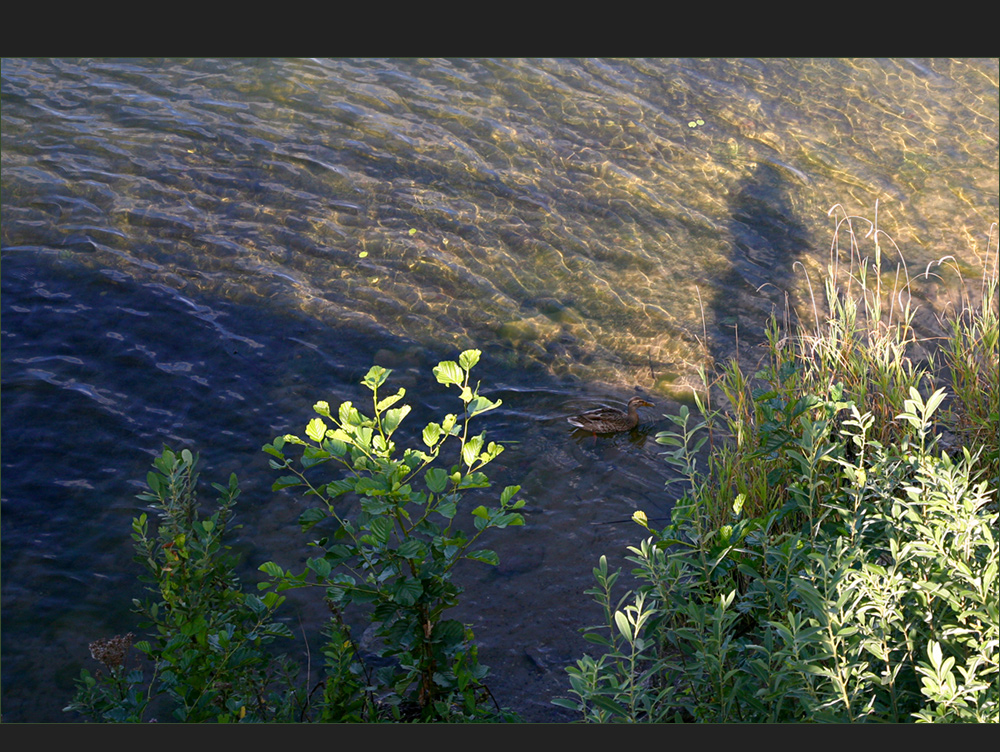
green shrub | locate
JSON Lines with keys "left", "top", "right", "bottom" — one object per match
{"left": 65, "top": 448, "right": 297, "bottom": 722}
{"left": 558, "top": 384, "right": 998, "bottom": 723}
{"left": 258, "top": 349, "right": 525, "bottom": 721}
{"left": 66, "top": 351, "right": 523, "bottom": 723}
{"left": 557, "top": 210, "right": 998, "bottom": 722}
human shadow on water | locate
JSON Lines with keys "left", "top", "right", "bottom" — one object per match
{"left": 709, "top": 161, "right": 813, "bottom": 371}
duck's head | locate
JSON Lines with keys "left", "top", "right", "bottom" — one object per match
{"left": 628, "top": 397, "right": 655, "bottom": 409}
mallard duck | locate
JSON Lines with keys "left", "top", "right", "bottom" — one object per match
{"left": 567, "top": 396, "right": 655, "bottom": 434}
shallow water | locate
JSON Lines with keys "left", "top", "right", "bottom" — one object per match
{"left": 2, "top": 57, "right": 997, "bottom": 722}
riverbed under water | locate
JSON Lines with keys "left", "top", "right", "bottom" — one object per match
{"left": 2, "top": 57, "right": 997, "bottom": 722}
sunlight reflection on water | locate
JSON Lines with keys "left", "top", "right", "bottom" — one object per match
{"left": 2, "top": 57, "right": 996, "bottom": 721}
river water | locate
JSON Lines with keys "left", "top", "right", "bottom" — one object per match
{"left": 2, "top": 58, "right": 997, "bottom": 722}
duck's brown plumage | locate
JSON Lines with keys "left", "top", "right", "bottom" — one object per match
{"left": 567, "top": 396, "right": 654, "bottom": 434}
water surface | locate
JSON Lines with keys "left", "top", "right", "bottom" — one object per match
{"left": 2, "top": 57, "right": 997, "bottom": 722}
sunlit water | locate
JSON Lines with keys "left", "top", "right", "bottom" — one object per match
{"left": 2, "top": 58, "right": 997, "bottom": 722}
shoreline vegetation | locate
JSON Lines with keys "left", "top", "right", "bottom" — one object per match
{"left": 65, "top": 208, "right": 997, "bottom": 722}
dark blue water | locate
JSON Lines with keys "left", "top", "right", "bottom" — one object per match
{"left": 2, "top": 57, "right": 997, "bottom": 722}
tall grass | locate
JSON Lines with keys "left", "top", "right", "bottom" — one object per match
{"left": 932, "top": 223, "right": 1000, "bottom": 488}
{"left": 685, "top": 204, "right": 996, "bottom": 530}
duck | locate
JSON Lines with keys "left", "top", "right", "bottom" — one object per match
{"left": 567, "top": 396, "right": 655, "bottom": 434}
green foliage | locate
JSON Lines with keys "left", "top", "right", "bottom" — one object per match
{"left": 559, "top": 380, "right": 998, "bottom": 723}
{"left": 65, "top": 448, "right": 297, "bottom": 722}
{"left": 259, "top": 349, "right": 525, "bottom": 721}
{"left": 65, "top": 350, "right": 523, "bottom": 723}
{"left": 553, "top": 556, "right": 676, "bottom": 722}
{"left": 63, "top": 633, "right": 150, "bottom": 722}
{"left": 558, "top": 211, "right": 998, "bottom": 721}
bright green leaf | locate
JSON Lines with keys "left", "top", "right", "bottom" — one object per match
{"left": 305, "top": 418, "right": 327, "bottom": 442}
{"left": 468, "top": 395, "right": 501, "bottom": 417}
{"left": 433, "top": 361, "right": 463, "bottom": 386}
{"left": 362, "top": 365, "right": 390, "bottom": 391}
{"left": 382, "top": 405, "right": 411, "bottom": 435}
{"left": 423, "top": 422, "right": 442, "bottom": 448}
{"left": 458, "top": 349, "right": 481, "bottom": 370}
{"left": 500, "top": 485, "right": 521, "bottom": 505}
{"left": 376, "top": 388, "right": 406, "bottom": 413}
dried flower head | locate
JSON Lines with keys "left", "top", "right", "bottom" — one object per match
{"left": 88, "top": 633, "right": 134, "bottom": 671}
